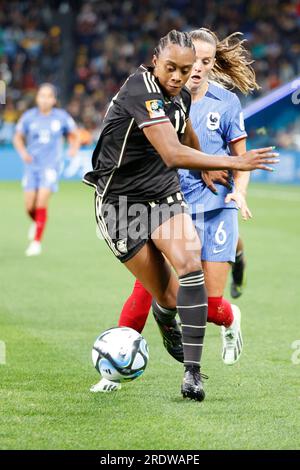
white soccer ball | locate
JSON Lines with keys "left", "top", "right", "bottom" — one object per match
{"left": 92, "top": 327, "right": 149, "bottom": 382}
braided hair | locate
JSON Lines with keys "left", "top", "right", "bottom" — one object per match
{"left": 154, "top": 30, "right": 195, "bottom": 57}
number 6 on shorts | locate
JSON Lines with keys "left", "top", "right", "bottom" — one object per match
{"left": 215, "top": 220, "right": 227, "bottom": 245}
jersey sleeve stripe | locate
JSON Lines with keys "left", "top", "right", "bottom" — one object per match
{"left": 146, "top": 72, "right": 156, "bottom": 93}
{"left": 228, "top": 133, "right": 248, "bottom": 143}
{"left": 150, "top": 74, "right": 161, "bottom": 94}
{"left": 179, "top": 98, "right": 187, "bottom": 113}
{"left": 146, "top": 72, "right": 155, "bottom": 92}
{"left": 138, "top": 117, "right": 170, "bottom": 129}
{"left": 142, "top": 72, "right": 152, "bottom": 93}
{"left": 142, "top": 71, "right": 162, "bottom": 94}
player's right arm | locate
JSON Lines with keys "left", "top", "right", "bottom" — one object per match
{"left": 125, "top": 72, "right": 278, "bottom": 172}
{"left": 13, "top": 113, "right": 32, "bottom": 163}
{"left": 143, "top": 121, "right": 279, "bottom": 172}
{"left": 13, "top": 132, "right": 32, "bottom": 163}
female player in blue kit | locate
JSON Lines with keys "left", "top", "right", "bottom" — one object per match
{"left": 13, "top": 83, "right": 80, "bottom": 256}
{"left": 178, "top": 27, "right": 258, "bottom": 365}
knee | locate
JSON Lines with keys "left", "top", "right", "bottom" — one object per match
{"left": 174, "top": 253, "right": 202, "bottom": 277}
{"left": 25, "top": 202, "right": 35, "bottom": 214}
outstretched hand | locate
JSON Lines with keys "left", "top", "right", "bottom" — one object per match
{"left": 234, "top": 147, "right": 280, "bottom": 171}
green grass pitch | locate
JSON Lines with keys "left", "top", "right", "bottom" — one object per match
{"left": 0, "top": 181, "right": 299, "bottom": 450}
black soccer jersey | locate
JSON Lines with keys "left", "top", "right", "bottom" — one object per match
{"left": 84, "top": 65, "right": 191, "bottom": 202}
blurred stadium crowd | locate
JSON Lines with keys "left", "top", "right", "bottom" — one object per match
{"left": 0, "top": 0, "right": 300, "bottom": 146}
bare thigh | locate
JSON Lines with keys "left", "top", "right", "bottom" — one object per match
{"left": 24, "top": 191, "right": 37, "bottom": 213}
{"left": 124, "top": 240, "right": 178, "bottom": 309}
{"left": 152, "top": 212, "right": 202, "bottom": 277}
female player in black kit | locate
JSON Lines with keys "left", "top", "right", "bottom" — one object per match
{"left": 84, "top": 30, "right": 278, "bottom": 401}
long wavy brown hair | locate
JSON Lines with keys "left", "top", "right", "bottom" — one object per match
{"left": 190, "top": 28, "right": 260, "bottom": 95}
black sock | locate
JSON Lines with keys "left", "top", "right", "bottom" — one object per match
{"left": 152, "top": 300, "right": 177, "bottom": 324}
{"left": 233, "top": 251, "right": 245, "bottom": 284}
{"left": 177, "top": 270, "right": 207, "bottom": 366}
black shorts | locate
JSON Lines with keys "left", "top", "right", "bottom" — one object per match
{"left": 94, "top": 191, "right": 188, "bottom": 263}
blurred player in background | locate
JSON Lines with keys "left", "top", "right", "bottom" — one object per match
{"left": 85, "top": 30, "right": 278, "bottom": 399}
{"left": 13, "top": 83, "right": 80, "bottom": 256}
{"left": 117, "top": 28, "right": 260, "bottom": 368}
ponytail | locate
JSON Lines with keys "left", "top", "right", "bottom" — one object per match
{"left": 190, "top": 28, "right": 260, "bottom": 95}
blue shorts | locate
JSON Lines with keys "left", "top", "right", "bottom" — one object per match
{"left": 22, "top": 166, "right": 59, "bottom": 192}
{"left": 189, "top": 206, "right": 239, "bottom": 263}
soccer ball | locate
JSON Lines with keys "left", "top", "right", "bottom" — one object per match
{"left": 92, "top": 327, "right": 149, "bottom": 382}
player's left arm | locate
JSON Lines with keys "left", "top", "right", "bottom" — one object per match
{"left": 67, "top": 130, "right": 81, "bottom": 157}
{"left": 226, "top": 138, "right": 252, "bottom": 220}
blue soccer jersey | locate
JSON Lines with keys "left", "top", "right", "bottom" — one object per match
{"left": 178, "top": 82, "right": 247, "bottom": 212}
{"left": 16, "top": 107, "right": 76, "bottom": 170}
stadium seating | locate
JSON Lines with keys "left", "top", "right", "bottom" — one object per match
{"left": 0, "top": 0, "right": 300, "bottom": 143}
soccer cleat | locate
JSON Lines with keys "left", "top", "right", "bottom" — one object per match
{"left": 25, "top": 240, "right": 42, "bottom": 257}
{"left": 181, "top": 365, "right": 207, "bottom": 401}
{"left": 221, "top": 304, "right": 243, "bottom": 365}
{"left": 28, "top": 222, "right": 36, "bottom": 241}
{"left": 90, "top": 378, "right": 122, "bottom": 393}
{"left": 231, "top": 255, "right": 246, "bottom": 298}
{"left": 152, "top": 310, "right": 184, "bottom": 363}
